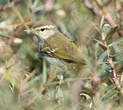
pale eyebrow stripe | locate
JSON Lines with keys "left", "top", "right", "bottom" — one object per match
{"left": 35, "top": 25, "right": 55, "bottom": 30}
{"left": 42, "top": 25, "right": 55, "bottom": 29}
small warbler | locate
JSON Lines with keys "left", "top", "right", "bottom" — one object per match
{"left": 25, "top": 24, "right": 86, "bottom": 65}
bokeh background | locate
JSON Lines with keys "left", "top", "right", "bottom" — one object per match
{"left": 0, "top": 0, "right": 123, "bottom": 110}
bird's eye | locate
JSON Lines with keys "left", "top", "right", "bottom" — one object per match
{"left": 40, "top": 28, "right": 45, "bottom": 31}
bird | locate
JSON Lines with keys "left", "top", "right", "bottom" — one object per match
{"left": 24, "top": 24, "right": 86, "bottom": 65}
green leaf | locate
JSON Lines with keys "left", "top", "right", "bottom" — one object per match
{"left": 105, "top": 26, "right": 118, "bottom": 41}
{"left": 43, "top": 59, "right": 47, "bottom": 84}
{"left": 93, "top": 38, "right": 107, "bottom": 50}
{"left": 100, "top": 16, "right": 105, "bottom": 28}
{"left": 1, "top": 69, "right": 17, "bottom": 86}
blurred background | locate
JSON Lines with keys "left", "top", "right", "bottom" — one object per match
{"left": 0, "top": 0, "right": 122, "bottom": 110}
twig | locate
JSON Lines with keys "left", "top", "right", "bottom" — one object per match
{"left": 102, "top": 7, "right": 116, "bottom": 26}
{"left": 107, "top": 55, "right": 121, "bottom": 91}
{"left": 102, "top": 32, "right": 121, "bottom": 91}
{"left": 84, "top": 0, "right": 117, "bottom": 26}
{"left": 6, "top": 24, "right": 24, "bottom": 46}
{"left": 6, "top": 17, "right": 30, "bottom": 46}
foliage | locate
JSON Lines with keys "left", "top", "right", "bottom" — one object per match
{"left": 0, "top": 0, "right": 122, "bottom": 110}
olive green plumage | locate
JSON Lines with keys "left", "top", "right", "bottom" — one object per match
{"left": 41, "top": 30, "right": 86, "bottom": 64}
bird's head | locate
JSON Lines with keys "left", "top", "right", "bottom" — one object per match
{"left": 25, "top": 25, "right": 56, "bottom": 40}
